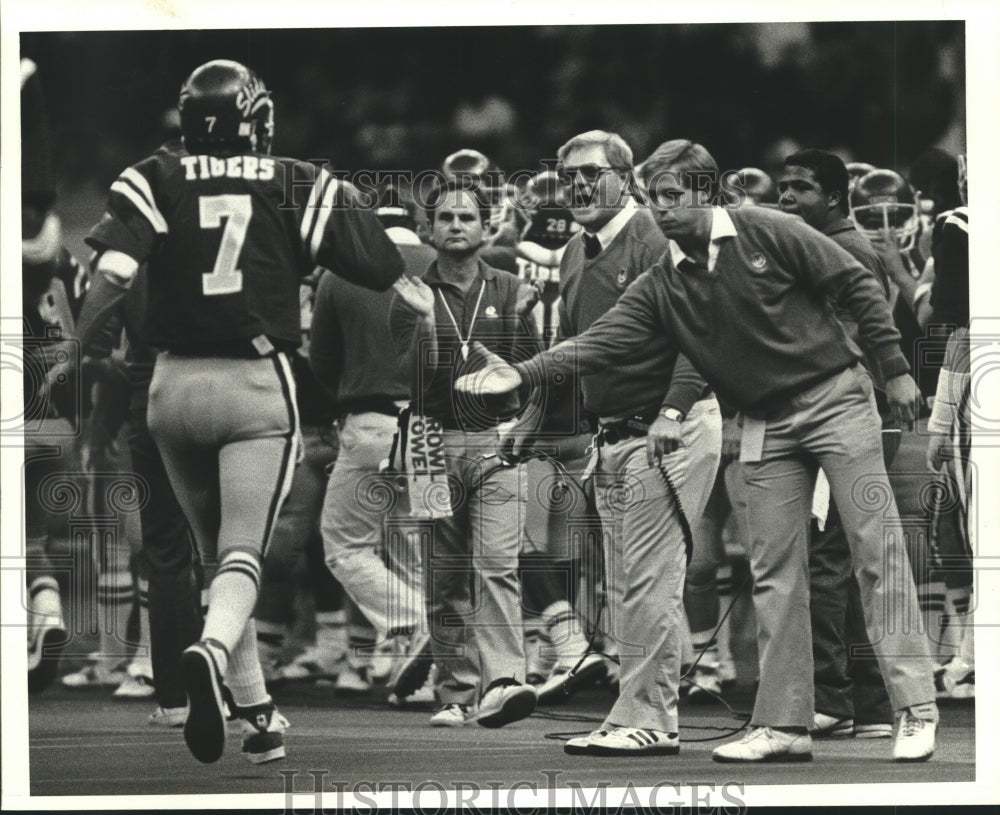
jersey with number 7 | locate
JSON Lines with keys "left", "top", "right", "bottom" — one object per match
{"left": 86, "top": 143, "right": 403, "bottom": 350}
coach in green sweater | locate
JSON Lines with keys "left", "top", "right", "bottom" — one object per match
{"left": 457, "top": 140, "right": 938, "bottom": 765}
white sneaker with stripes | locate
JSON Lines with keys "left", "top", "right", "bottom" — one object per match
{"left": 565, "top": 726, "right": 680, "bottom": 756}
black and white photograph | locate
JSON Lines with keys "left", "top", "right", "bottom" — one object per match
{"left": 2, "top": 0, "right": 997, "bottom": 810}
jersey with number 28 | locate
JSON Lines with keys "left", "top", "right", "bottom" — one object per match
{"left": 86, "top": 144, "right": 401, "bottom": 349}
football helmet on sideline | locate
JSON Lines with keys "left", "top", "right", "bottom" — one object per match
{"left": 521, "top": 170, "right": 579, "bottom": 249}
{"left": 733, "top": 167, "right": 778, "bottom": 207}
{"left": 850, "top": 169, "right": 921, "bottom": 252}
{"left": 178, "top": 59, "right": 274, "bottom": 154}
{"left": 845, "top": 161, "right": 877, "bottom": 193}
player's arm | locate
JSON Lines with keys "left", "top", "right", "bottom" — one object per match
{"left": 78, "top": 161, "right": 161, "bottom": 351}
{"left": 888, "top": 252, "right": 935, "bottom": 329}
{"left": 300, "top": 169, "right": 404, "bottom": 291}
{"left": 926, "top": 328, "right": 970, "bottom": 470}
{"left": 516, "top": 240, "right": 562, "bottom": 269}
{"left": 74, "top": 250, "right": 139, "bottom": 353}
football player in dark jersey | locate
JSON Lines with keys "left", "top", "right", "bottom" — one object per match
{"left": 21, "top": 56, "right": 84, "bottom": 694}
{"left": 926, "top": 154, "right": 972, "bottom": 700}
{"left": 514, "top": 169, "right": 581, "bottom": 342}
{"left": 76, "top": 59, "right": 403, "bottom": 765}
{"left": 850, "top": 169, "right": 936, "bottom": 394}
{"left": 73, "top": 254, "right": 198, "bottom": 714}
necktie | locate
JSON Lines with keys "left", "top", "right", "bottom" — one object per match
{"left": 583, "top": 233, "right": 602, "bottom": 260}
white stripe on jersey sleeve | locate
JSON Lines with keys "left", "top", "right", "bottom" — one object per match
{"left": 945, "top": 211, "right": 968, "bottom": 233}
{"left": 309, "top": 174, "right": 342, "bottom": 261}
{"left": 113, "top": 168, "right": 169, "bottom": 234}
{"left": 299, "top": 168, "right": 330, "bottom": 252}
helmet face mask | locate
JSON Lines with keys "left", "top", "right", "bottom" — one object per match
{"left": 850, "top": 202, "right": 920, "bottom": 250}
{"left": 850, "top": 169, "right": 921, "bottom": 252}
{"left": 178, "top": 60, "right": 274, "bottom": 155}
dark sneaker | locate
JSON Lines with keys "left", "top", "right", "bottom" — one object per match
{"left": 389, "top": 632, "right": 433, "bottom": 701}
{"left": 536, "top": 653, "right": 606, "bottom": 705}
{"left": 236, "top": 702, "right": 287, "bottom": 764}
{"left": 180, "top": 642, "right": 227, "bottom": 764}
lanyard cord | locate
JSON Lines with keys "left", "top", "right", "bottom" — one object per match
{"left": 437, "top": 281, "right": 486, "bottom": 361}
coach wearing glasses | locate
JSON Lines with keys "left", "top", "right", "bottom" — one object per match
{"left": 523, "top": 131, "right": 720, "bottom": 755}
{"left": 461, "top": 140, "right": 938, "bottom": 765}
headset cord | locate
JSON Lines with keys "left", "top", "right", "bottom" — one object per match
{"left": 516, "top": 446, "right": 752, "bottom": 742}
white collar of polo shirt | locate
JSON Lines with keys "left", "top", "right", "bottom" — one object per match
{"left": 669, "top": 206, "right": 737, "bottom": 272}
{"left": 584, "top": 195, "right": 639, "bottom": 249}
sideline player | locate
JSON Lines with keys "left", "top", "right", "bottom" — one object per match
{"left": 310, "top": 183, "right": 435, "bottom": 702}
{"left": 21, "top": 56, "right": 84, "bottom": 693}
{"left": 76, "top": 253, "right": 204, "bottom": 721}
{"left": 76, "top": 60, "right": 403, "bottom": 764}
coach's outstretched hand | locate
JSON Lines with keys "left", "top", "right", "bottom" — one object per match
{"left": 455, "top": 342, "right": 523, "bottom": 395}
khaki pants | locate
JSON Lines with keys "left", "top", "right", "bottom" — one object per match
{"left": 595, "top": 397, "right": 722, "bottom": 732}
{"left": 742, "top": 365, "right": 935, "bottom": 727}
{"left": 426, "top": 428, "right": 527, "bottom": 705}
{"left": 322, "top": 411, "right": 425, "bottom": 639}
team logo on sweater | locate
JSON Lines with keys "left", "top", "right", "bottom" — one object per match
{"left": 485, "top": 305, "right": 498, "bottom": 318}
{"left": 617, "top": 270, "right": 628, "bottom": 287}
{"left": 750, "top": 252, "right": 768, "bottom": 272}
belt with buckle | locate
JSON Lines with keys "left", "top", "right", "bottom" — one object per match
{"left": 598, "top": 417, "right": 651, "bottom": 446}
